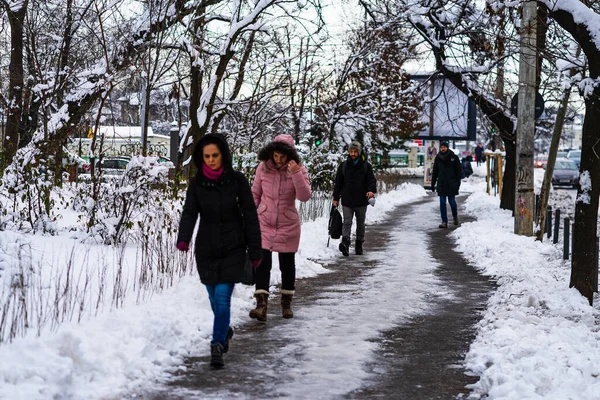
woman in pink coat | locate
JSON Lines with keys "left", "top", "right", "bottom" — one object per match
{"left": 250, "top": 134, "right": 311, "bottom": 321}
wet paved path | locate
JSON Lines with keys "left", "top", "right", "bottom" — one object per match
{"left": 131, "top": 194, "right": 495, "bottom": 400}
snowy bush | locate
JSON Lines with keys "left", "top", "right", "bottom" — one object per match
{"left": 0, "top": 232, "right": 194, "bottom": 344}
{"left": 0, "top": 158, "right": 59, "bottom": 235}
{"left": 300, "top": 140, "right": 345, "bottom": 192}
{"left": 73, "top": 156, "right": 180, "bottom": 245}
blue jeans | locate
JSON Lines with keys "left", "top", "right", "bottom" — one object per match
{"left": 205, "top": 283, "right": 235, "bottom": 345}
{"left": 439, "top": 195, "right": 458, "bottom": 223}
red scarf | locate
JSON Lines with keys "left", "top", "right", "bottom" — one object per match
{"left": 202, "top": 163, "right": 224, "bottom": 180}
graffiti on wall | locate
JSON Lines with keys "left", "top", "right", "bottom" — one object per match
{"left": 67, "top": 138, "right": 169, "bottom": 157}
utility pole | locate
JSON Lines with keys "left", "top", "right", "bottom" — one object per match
{"left": 515, "top": 1, "right": 538, "bottom": 236}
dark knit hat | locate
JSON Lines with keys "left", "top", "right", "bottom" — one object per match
{"left": 440, "top": 140, "right": 449, "bottom": 148}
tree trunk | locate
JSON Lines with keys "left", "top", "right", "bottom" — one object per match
{"left": 500, "top": 138, "right": 515, "bottom": 211}
{"left": 547, "top": 7, "right": 600, "bottom": 304}
{"left": 536, "top": 86, "right": 573, "bottom": 240}
{"left": 142, "top": 79, "right": 151, "bottom": 157}
{"left": 2, "top": 3, "right": 27, "bottom": 168}
{"left": 570, "top": 90, "right": 600, "bottom": 305}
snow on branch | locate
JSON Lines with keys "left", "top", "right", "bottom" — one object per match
{"left": 539, "top": 0, "right": 600, "bottom": 53}
{"left": 186, "top": 0, "right": 293, "bottom": 141}
{"left": 0, "top": 0, "right": 219, "bottom": 232}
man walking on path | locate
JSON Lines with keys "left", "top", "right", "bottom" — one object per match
{"left": 333, "top": 141, "right": 377, "bottom": 256}
{"left": 475, "top": 143, "right": 485, "bottom": 166}
{"left": 431, "top": 140, "right": 462, "bottom": 228}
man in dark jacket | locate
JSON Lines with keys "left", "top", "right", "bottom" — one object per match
{"left": 462, "top": 156, "right": 474, "bottom": 178}
{"left": 431, "top": 141, "right": 462, "bottom": 228}
{"left": 332, "top": 141, "right": 377, "bottom": 256}
{"left": 475, "top": 143, "right": 485, "bottom": 166}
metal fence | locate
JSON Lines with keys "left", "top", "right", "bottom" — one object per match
{"left": 536, "top": 198, "right": 599, "bottom": 292}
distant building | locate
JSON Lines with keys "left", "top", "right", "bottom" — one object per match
{"left": 66, "top": 126, "right": 171, "bottom": 158}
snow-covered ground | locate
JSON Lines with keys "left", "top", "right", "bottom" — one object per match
{"left": 1, "top": 162, "right": 599, "bottom": 399}
{"left": 0, "top": 178, "right": 427, "bottom": 399}
{"left": 458, "top": 164, "right": 600, "bottom": 399}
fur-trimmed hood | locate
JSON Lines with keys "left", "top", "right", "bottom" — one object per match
{"left": 257, "top": 134, "right": 301, "bottom": 164}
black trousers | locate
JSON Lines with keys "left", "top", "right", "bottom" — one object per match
{"left": 255, "top": 249, "right": 295, "bottom": 292}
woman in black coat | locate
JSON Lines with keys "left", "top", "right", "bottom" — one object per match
{"left": 431, "top": 141, "right": 462, "bottom": 228}
{"left": 176, "top": 134, "right": 262, "bottom": 369}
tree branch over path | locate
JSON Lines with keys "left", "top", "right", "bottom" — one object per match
{"left": 2, "top": 0, "right": 223, "bottom": 173}
{"left": 408, "top": 6, "right": 517, "bottom": 210}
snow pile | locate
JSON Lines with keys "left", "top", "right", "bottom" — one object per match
{"left": 0, "top": 183, "right": 426, "bottom": 399}
{"left": 454, "top": 191, "right": 600, "bottom": 399}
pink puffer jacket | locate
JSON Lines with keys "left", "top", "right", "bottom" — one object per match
{"left": 252, "top": 135, "right": 311, "bottom": 253}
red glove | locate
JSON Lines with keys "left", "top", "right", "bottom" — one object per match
{"left": 177, "top": 241, "right": 189, "bottom": 252}
{"left": 251, "top": 259, "right": 262, "bottom": 269}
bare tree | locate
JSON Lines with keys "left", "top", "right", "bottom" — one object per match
{"left": 1, "top": 0, "right": 28, "bottom": 169}
{"left": 0, "top": 0, "right": 221, "bottom": 231}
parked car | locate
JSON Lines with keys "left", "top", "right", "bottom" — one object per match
{"left": 567, "top": 150, "right": 581, "bottom": 167}
{"left": 556, "top": 151, "right": 568, "bottom": 159}
{"left": 551, "top": 158, "right": 579, "bottom": 188}
{"left": 535, "top": 155, "right": 548, "bottom": 168}
{"left": 82, "top": 156, "right": 130, "bottom": 175}
{"left": 99, "top": 156, "right": 130, "bottom": 175}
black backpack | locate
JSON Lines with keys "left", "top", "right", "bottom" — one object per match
{"left": 328, "top": 205, "right": 343, "bottom": 241}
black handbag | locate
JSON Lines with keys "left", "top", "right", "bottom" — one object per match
{"left": 328, "top": 205, "right": 343, "bottom": 240}
{"left": 233, "top": 176, "right": 256, "bottom": 286}
{"left": 240, "top": 254, "right": 255, "bottom": 285}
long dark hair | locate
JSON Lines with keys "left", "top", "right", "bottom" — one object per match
{"left": 192, "top": 134, "right": 233, "bottom": 170}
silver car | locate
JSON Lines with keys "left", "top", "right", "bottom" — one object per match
{"left": 567, "top": 150, "right": 581, "bottom": 168}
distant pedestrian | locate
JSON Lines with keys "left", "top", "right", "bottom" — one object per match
{"left": 431, "top": 140, "right": 462, "bottom": 228}
{"left": 475, "top": 143, "right": 485, "bottom": 166}
{"left": 176, "top": 134, "right": 262, "bottom": 369}
{"left": 427, "top": 143, "right": 438, "bottom": 160}
{"left": 461, "top": 156, "right": 473, "bottom": 178}
{"left": 250, "top": 134, "right": 311, "bottom": 321}
{"left": 333, "top": 141, "right": 377, "bottom": 256}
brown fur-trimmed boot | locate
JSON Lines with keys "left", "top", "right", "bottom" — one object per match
{"left": 249, "top": 291, "right": 268, "bottom": 321}
{"left": 281, "top": 292, "right": 294, "bottom": 319}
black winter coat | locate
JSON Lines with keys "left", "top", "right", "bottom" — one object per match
{"left": 177, "top": 134, "right": 261, "bottom": 285}
{"left": 333, "top": 155, "right": 377, "bottom": 208}
{"left": 431, "top": 150, "right": 462, "bottom": 196}
{"left": 177, "top": 170, "right": 262, "bottom": 284}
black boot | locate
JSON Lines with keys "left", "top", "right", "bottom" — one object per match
{"left": 339, "top": 236, "right": 350, "bottom": 256}
{"left": 222, "top": 327, "right": 234, "bottom": 354}
{"left": 210, "top": 343, "right": 225, "bottom": 369}
{"left": 453, "top": 215, "right": 459, "bottom": 226}
{"left": 355, "top": 240, "right": 364, "bottom": 255}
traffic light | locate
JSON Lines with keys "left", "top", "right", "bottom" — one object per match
{"left": 310, "top": 125, "right": 323, "bottom": 146}
{"left": 490, "top": 124, "right": 496, "bottom": 133}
